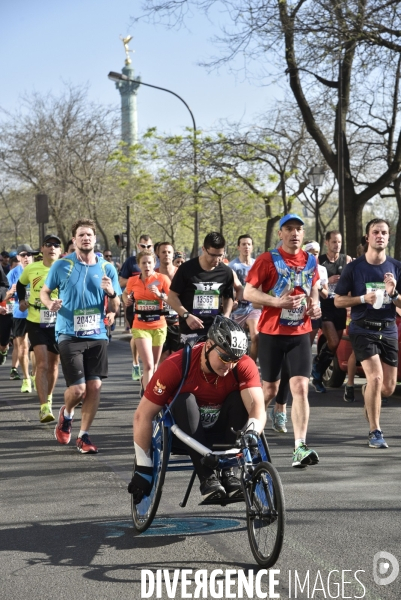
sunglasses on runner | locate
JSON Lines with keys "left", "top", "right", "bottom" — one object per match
{"left": 104, "top": 254, "right": 112, "bottom": 258}
{"left": 19, "top": 253, "right": 33, "bottom": 257}
{"left": 44, "top": 242, "right": 61, "bottom": 248}
{"left": 215, "top": 347, "right": 240, "bottom": 364}
{"left": 139, "top": 244, "right": 152, "bottom": 249}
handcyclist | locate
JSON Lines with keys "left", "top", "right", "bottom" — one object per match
{"left": 244, "top": 213, "right": 321, "bottom": 468}
{"left": 40, "top": 218, "right": 121, "bottom": 454}
{"left": 129, "top": 316, "right": 266, "bottom": 502}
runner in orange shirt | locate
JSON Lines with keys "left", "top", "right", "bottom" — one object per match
{"left": 123, "top": 250, "right": 171, "bottom": 389}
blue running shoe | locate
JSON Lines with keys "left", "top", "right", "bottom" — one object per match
{"left": 312, "top": 378, "right": 326, "bottom": 393}
{"left": 311, "top": 363, "right": 321, "bottom": 381}
{"left": 368, "top": 430, "right": 388, "bottom": 449}
{"left": 269, "top": 407, "right": 288, "bottom": 433}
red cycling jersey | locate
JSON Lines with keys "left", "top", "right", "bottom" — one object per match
{"left": 145, "top": 343, "right": 261, "bottom": 407}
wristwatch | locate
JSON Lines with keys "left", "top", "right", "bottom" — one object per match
{"left": 106, "top": 291, "right": 117, "bottom": 299}
{"left": 182, "top": 311, "right": 190, "bottom": 319}
{"left": 389, "top": 290, "right": 399, "bottom": 302}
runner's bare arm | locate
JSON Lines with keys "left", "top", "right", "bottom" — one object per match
{"left": 244, "top": 282, "right": 305, "bottom": 309}
{"left": 167, "top": 289, "right": 204, "bottom": 329}
{"left": 133, "top": 395, "right": 163, "bottom": 451}
{"left": 240, "top": 387, "right": 266, "bottom": 431}
{"left": 221, "top": 296, "right": 234, "bottom": 317}
{"left": 40, "top": 284, "right": 63, "bottom": 311}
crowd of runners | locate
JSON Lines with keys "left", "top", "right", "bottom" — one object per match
{"left": 1, "top": 214, "right": 400, "bottom": 500}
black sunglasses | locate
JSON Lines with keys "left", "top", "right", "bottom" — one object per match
{"left": 104, "top": 254, "right": 112, "bottom": 258}
{"left": 215, "top": 347, "right": 240, "bottom": 364}
{"left": 44, "top": 242, "right": 61, "bottom": 248}
{"left": 19, "top": 253, "right": 33, "bottom": 257}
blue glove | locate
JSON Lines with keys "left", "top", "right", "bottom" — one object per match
{"left": 128, "top": 465, "right": 153, "bottom": 504}
{"left": 244, "top": 431, "right": 260, "bottom": 455}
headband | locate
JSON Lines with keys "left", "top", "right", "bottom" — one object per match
{"left": 303, "top": 242, "right": 320, "bottom": 253}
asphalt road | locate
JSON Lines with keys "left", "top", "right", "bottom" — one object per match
{"left": 1, "top": 330, "right": 400, "bottom": 600}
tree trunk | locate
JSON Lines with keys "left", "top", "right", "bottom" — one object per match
{"left": 394, "top": 177, "right": 401, "bottom": 260}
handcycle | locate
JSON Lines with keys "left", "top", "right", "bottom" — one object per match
{"left": 130, "top": 349, "right": 285, "bottom": 568}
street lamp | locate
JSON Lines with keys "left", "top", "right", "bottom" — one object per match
{"left": 108, "top": 71, "right": 199, "bottom": 257}
{"left": 308, "top": 166, "right": 326, "bottom": 242}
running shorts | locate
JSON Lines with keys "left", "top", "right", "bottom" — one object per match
{"left": 258, "top": 332, "right": 312, "bottom": 382}
{"left": 58, "top": 338, "right": 108, "bottom": 387}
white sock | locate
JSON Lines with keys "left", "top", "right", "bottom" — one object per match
{"left": 78, "top": 430, "right": 88, "bottom": 438}
{"left": 64, "top": 409, "right": 74, "bottom": 419}
{"left": 295, "top": 438, "right": 305, "bottom": 449}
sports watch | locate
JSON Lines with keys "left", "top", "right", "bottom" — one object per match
{"left": 182, "top": 312, "right": 190, "bottom": 319}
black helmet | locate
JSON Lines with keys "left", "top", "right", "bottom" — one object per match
{"left": 207, "top": 315, "right": 248, "bottom": 360}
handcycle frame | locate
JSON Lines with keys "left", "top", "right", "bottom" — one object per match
{"left": 131, "top": 345, "right": 285, "bottom": 567}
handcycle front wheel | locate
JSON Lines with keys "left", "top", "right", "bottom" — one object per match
{"left": 245, "top": 461, "right": 285, "bottom": 568}
{"left": 131, "top": 419, "right": 170, "bottom": 533}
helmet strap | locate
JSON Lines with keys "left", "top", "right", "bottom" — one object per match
{"left": 204, "top": 343, "right": 218, "bottom": 375}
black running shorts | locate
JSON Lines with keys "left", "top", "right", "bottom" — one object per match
{"left": 0, "top": 314, "right": 13, "bottom": 347}
{"left": 25, "top": 320, "right": 59, "bottom": 355}
{"left": 258, "top": 332, "right": 312, "bottom": 382}
{"left": 12, "top": 317, "right": 28, "bottom": 338}
{"left": 349, "top": 333, "right": 398, "bottom": 367}
{"left": 58, "top": 338, "right": 108, "bottom": 387}
{"left": 321, "top": 299, "right": 347, "bottom": 330}
{"left": 162, "top": 324, "right": 181, "bottom": 354}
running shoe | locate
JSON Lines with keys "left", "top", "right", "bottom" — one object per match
{"left": 0, "top": 350, "right": 7, "bottom": 366}
{"left": 343, "top": 385, "right": 355, "bottom": 403}
{"left": 76, "top": 433, "right": 98, "bottom": 454}
{"left": 292, "top": 443, "right": 320, "bottom": 468}
{"left": 220, "top": 469, "right": 243, "bottom": 498}
{"left": 9, "top": 367, "right": 21, "bottom": 380}
{"left": 312, "top": 378, "right": 326, "bottom": 393}
{"left": 54, "top": 406, "right": 73, "bottom": 445}
{"left": 31, "top": 373, "right": 36, "bottom": 392}
{"left": 39, "top": 402, "right": 55, "bottom": 423}
{"left": 368, "top": 429, "right": 388, "bottom": 449}
{"left": 200, "top": 474, "right": 226, "bottom": 500}
{"left": 132, "top": 364, "right": 141, "bottom": 381}
{"left": 269, "top": 407, "right": 288, "bottom": 433}
{"left": 21, "top": 378, "right": 32, "bottom": 393}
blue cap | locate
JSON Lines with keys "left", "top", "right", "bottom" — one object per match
{"left": 9, "top": 251, "right": 17, "bottom": 257}
{"left": 279, "top": 213, "right": 304, "bottom": 228}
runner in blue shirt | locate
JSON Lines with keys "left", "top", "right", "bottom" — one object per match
{"left": 40, "top": 219, "right": 121, "bottom": 454}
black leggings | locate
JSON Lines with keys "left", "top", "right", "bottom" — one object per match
{"left": 170, "top": 391, "right": 248, "bottom": 481}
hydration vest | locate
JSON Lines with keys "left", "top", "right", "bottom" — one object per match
{"left": 269, "top": 249, "right": 317, "bottom": 297}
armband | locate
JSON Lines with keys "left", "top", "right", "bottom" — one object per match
{"left": 360, "top": 295, "right": 365, "bottom": 304}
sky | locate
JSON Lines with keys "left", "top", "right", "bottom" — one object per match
{"left": 0, "top": 0, "right": 283, "bottom": 137}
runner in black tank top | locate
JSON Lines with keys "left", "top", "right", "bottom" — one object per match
{"left": 311, "top": 231, "right": 351, "bottom": 392}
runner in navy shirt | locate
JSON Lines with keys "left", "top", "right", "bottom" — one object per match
{"left": 334, "top": 218, "right": 401, "bottom": 449}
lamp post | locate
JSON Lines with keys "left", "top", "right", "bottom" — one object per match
{"left": 108, "top": 71, "right": 199, "bottom": 257}
{"left": 308, "top": 166, "right": 326, "bottom": 242}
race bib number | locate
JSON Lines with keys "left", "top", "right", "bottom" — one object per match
{"left": 365, "top": 282, "right": 390, "bottom": 305}
{"left": 192, "top": 282, "right": 223, "bottom": 316}
{"left": 6, "top": 299, "right": 15, "bottom": 314}
{"left": 137, "top": 299, "right": 160, "bottom": 323}
{"left": 280, "top": 298, "right": 307, "bottom": 326}
{"left": 198, "top": 405, "right": 221, "bottom": 429}
{"left": 73, "top": 308, "right": 101, "bottom": 336}
{"left": 40, "top": 308, "right": 57, "bottom": 328}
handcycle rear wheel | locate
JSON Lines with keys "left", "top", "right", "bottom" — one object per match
{"left": 246, "top": 461, "right": 285, "bottom": 568}
{"left": 131, "top": 417, "right": 170, "bottom": 533}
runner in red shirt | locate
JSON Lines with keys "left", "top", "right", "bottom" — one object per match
{"left": 244, "top": 214, "right": 321, "bottom": 468}
{"left": 129, "top": 316, "right": 266, "bottom": 502}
